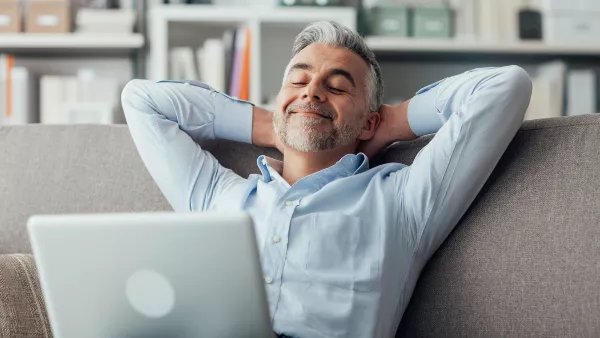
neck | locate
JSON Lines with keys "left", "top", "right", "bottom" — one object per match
{"left": 281, "top": 144, "right": 356, "bottom": 185}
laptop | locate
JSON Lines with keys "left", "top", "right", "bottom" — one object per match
{"left": 27, "top": 212, "right": 274, "bottom": 338}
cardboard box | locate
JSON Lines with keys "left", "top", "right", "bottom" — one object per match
{"left": 25, "top": 0, "right": 70, "bottom": 33}
{"left": 0, "top": 0, "right": 21, "bottom": 33}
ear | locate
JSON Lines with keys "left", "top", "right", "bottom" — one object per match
{"left": 357, "top": 111, "right": 380, "bottom": 141}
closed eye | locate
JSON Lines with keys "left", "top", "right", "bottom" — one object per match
{"left": 329, "top": 87, "right": 344, "bottom": 93}
{"left": 292, "top": 82, "right": 306, "bottom": 85}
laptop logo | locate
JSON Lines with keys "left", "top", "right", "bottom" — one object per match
{"left": 126, "top": 269, "right": 176, "bottom": 318}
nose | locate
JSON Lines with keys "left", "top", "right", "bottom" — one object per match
{"left": 302, "top": 81, "right": 325, "bottom": 102}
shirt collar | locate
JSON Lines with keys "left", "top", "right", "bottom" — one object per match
{"left": 256, "top": 153, "right": 370, "bottom": 187}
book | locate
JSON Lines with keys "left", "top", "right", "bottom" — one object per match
{"left": 567, "top": 69, "right": 597, "bottom": 116}
{"left": 526, "top": 77, "right": 552, "bottom": 120}
{"left": 169, "top": 47, "right": 198, "bottom": 80}
{"left": 239, "top": 28, "right": 251, "bottom": 101}
{"left": 199, "top": 38, "right": 226, "bottom": 92}
{"left": 40, "top": 76, "right": 65, "bottom": 124}
{"left": 8, "top": 67, "right": 36, "bottom": 124}
{"left": 40, "top": 74, "right": 121, "bottom": 124}
{"left": 525, "top": 61, "right": 567, "bottom": 120}
{"left": 0, "top": 54, "right": 16, "bottom": 124}
{"left": 223, "top": 28, "right": 236, "bottom": 95}
{"left": 229, "top": 26, "right": 248, "bottom": 99}
{"left": 0, "top": 54, "right": 6, "bottom": 123}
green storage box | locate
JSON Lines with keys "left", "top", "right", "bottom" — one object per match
{"left": 368, "top": 4, "right": 409, "bottom": 37}
{"left": 411, "top": 6, "right": 452, "bottom": 38}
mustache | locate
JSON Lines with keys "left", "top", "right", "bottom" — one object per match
{"left": 285, "top": 102, "right": 334, "bottom": 119}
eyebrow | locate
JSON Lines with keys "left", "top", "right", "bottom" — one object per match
{"left": 288, "top": 62, "right": 357, "bottom": 88}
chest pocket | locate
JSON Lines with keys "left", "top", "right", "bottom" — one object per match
{"left": 305, "top": 213, "right": 381, "bottom": 292}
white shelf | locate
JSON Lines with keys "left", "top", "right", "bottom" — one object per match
{"left": 151, "top": 4, "right": 355, "bottom": 25}
{"left": 366, "top": 37, "right": 600, "bottom": 56}
{"left": 0, "top": 33, "right": 144, "bottom": 54}
{"left": 148, "top": 4, "right": 357, "bottom": 104}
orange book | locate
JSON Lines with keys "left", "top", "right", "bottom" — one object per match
{"left": 239, "top": 28, "right": 251, "bottom": 101}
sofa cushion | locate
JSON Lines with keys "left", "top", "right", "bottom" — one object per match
{"left": 0, "top": 125, "right": 173, "bottom": 254}
{"left": 394, "top": 115, "right": 600, "bottom": 337}
{"left": 0, "top": 254, "right": 52, "bottom": 337}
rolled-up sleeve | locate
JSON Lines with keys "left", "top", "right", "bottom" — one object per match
{"left": 407, "top": 87, "right": 443, "bottom": 137}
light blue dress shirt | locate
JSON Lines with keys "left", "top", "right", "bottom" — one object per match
{"left": 121, "top": 66, "right": 532, "bottom": 338}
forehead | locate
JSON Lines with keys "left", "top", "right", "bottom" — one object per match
{"left": 291, "top": 43, "right": 369, "bottom": 80}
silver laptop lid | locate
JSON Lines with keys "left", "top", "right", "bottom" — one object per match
{"left": 28, "top": 212, "right": 273, "bottom": 338}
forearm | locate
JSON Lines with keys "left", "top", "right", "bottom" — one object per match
{"left": 251, "top": 106, "right": 276, "bottom": 148}
{"left": 388, "top": 99, "right": 418, "bottom": 142}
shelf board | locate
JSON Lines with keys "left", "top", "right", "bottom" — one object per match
{"left": 366, "top": 37, "right": 600, "bottom": 56}
{"left": 151, "top": 4, "right": 355, "bottom": 25}
{"left": 0, "top": 33, "right": 144, "bottom": 55}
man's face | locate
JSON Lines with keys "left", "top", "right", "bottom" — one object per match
{"left": 274, "top": 43, "right": 375, "bottom": 152}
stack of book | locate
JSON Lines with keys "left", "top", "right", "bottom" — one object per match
{"left": 1, "top": 53, "right": 124, "bottom": 125}
{"left": 0, "top": 54, "right": 35, "bottom": 125}
{"left": 525, "top": 61, "right": 599, "bottom": 120}
{"left": 169, "top": 26, "right": 251, "bottom": 100}
{"left": 39, "top": 72, "right": 122, "bottom": 124}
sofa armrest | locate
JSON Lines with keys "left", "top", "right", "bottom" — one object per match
{"left": 0, "top": 254, "right": 52, "bottom": 337}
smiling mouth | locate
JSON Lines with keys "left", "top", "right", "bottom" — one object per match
{"left": 292, "top": 110, "right": 332, "bottom": 120}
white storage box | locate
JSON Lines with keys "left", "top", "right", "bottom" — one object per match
{"left": 542, "top": 0, "right": 600, "bottom": 11}
{"left": 75, "top": 8, "right": 136, "bottom": 34}
{"left": 544, "top": 12, "right": 600, "bottom": 43}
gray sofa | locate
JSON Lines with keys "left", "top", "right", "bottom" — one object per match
{"left": 0, "top": 115, "right": 599, "bottom": 337}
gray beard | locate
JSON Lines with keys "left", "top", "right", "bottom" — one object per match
{"left": 273, "top": 111, "right": 366, "bottom": 152}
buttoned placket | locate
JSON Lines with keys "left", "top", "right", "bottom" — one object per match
{"left": 260, "top": 159, "right": 299, "bottom": 317}
{"left": 267, "top": 197, "right": 298, "bottom": 315}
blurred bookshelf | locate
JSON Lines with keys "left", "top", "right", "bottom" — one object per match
{"left": 4, "top": 0, "right": 600, "bottom": 127}
{"left": 147, "top": 4, "right": 356, "bottom": 106}
{"left": 0, "top": 0, "right": 145, "bottom": 126}
{"left": 360, "top": 0, "right": 600, "bottom": 120}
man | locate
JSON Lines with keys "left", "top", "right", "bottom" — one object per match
{"left": 122, "top": 21, "right": 532, "bottom": 338}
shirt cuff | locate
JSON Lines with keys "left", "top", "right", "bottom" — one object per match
{"left": 407, "top": 86, "right": 443, "bottom": 137}
{"left": 212, "top": 92, "right": 253, "bottom": 144}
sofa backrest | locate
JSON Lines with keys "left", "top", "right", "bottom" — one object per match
{"left": 1, "top": 115, "right": 599, "bottom": 336}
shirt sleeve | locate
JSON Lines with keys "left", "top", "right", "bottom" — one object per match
{"left": 396, "top": 66, "right": 532, "bottom": 261}
{"left": 121, "top": 79, "right": 253, "bottom": 212}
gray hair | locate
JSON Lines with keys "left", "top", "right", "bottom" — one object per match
{"left": 283, "top": 21, "right": 383, "bottom": 112}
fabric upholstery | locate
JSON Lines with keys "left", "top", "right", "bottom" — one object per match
{"left": 392, "top": 115, "right": 600, "bottom": 337}
{"left": 0, "top": 125, "right": 172, "bottom": 254}
{"left": 0, "top": 254, "right": 51, "bottom": 337}
{"left": 0, "top": 115, "right": 599, "bottom": 336}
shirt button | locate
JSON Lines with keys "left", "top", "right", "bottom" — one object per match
{"left": 272, "top": 235, "right": 281, "bottom": 243}
{"left": 264, "top": 276, "right": 273, "bottom": 284}
{"left": 285, "top": 201, "right": 294, "bottom": 206}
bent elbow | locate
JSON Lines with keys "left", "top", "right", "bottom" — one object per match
{"left": 503, "top": 65, "right": 532, "bottom": 93}
{"left": 121, "top": 79, "right": 157, "bottom": 121}
{"left": 494, "top": 66, "right": 533, "bottom": 122}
